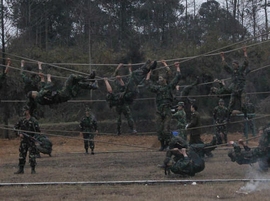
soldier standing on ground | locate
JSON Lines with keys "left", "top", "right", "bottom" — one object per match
{"left": 14, "top": 106, "right": 41, "bottom": 174}
{"left": 172, "top": 101, "right": 187, "bottom": 140}
{"left": 79, "top": 108, "right": 98, "bottom": 154}
{"left": 213, "top": 98, "right": 228, "bottom": 144}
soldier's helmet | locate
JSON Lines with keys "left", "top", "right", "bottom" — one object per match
{"left": 219, "top": 99, "right": 224, "bottom": 103}
{"left": 23, "top": 105, "right": 30, "bottom": 111}
{"left": 85, "top": 107, "right": 90, "bottom": 112}
{"left": 177, "top": 102, "right": 184, "bottom": 107}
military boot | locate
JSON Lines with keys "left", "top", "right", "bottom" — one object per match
{"left": 85, "top": 148, "right": 89, "bottom": 154}
{"left": 31, "top": 166, "right": 36, "bottom": 174}
{"left": 14, "top": 166, "right": 24, "bottom": 174}
{"left": 158, "top": 140, "right": 165, "bottom": 151}
{"left": 91, "top": 148, "right": 95, "bottom": 155}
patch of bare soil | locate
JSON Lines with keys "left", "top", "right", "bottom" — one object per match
{"left": 0, "top": 132, "right": 269, "bottom": 201}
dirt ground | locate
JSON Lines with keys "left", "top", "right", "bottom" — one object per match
{"left": 1, "top": 133, "right": 270, "bottom": 201}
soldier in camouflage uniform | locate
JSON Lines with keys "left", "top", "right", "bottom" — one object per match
{"left": 14, "top": 106, "right": 41, "bottom": 174}
{"left": 113, "top": 63, "right": 137, "bottom": 134}
{"left": 220, "top": 46, "right": 249, "bottom": 120}
{"left": 160, "top": 135, "right": 217, "bottom": 176}
{"left": 0, "top": 58, "right": 10, "bottom": 89}
{"left": 79, "top": 108, "right": 98, "bottom": 154}
{"left": 145, "top": 62, "right": 181, "bottom": 151}
{"left": 21, "top": 60, "right": 43, "bottom": 94}
{"left": 27, "top": 72, "right": 97, "bottom": 113}
{"left": 213, "top": 99, "right": 228, "bottom": 144}
{"left": 228, "top": 124, "right": 270, "bottom": 171}
{"left": 172, "top": 101, "right": 187, "bottom": 140}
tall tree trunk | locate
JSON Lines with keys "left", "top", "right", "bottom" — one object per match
{"left": 1, "top": 0, "right": 9, "bottom": 139}
{"left": 264, "top": 0, "right": 268, "bottom": 39}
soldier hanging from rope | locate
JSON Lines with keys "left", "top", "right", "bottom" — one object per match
{"left": 26, "top": 71, "right": 97, "bottom": 113}
{"left": 220, "top": 46, "right": 249, "bottom": 121}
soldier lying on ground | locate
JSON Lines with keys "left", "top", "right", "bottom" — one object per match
{"left": 159, "top": 136, "right": 217, "bottom": 176}
{"left": 27, "top": 72, "right": 97, "bottom": 113}
{"left": 228, "top": 123, "right": 270, "bottom": 171}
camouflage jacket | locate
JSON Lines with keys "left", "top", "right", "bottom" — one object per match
{"left": 21, "top": 69, "right": 41, "bottom": 93}
{"left": 213, "top": 105, "right": 228, "bottom": 123}
{"left": 223, "top": 57, "right": 249, "bottom": 92}
{"left": 0, "top": 73, "right": 6, "bottom": 89}
{"left": 147, "top": 72, "right": 181, "bottom": 109}
{"left": 187, "top": 111, "right": 201, "bottom": 136}
{"left": 172, "top": 109, "right": 186, "bottom": 129}
{"left": 79, "top": 116, "right": 98, "bottom": 133}
{"left": 14, "top": 116, "right": 40, "bottom": 137}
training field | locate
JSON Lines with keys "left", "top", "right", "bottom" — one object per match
{"left": 1, "top": 133, "right": 270, "bottom": 201}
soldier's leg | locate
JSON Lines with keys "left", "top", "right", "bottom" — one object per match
{"left": 116, "top": 106, "right": 122, "bottom": 135}
{"left": 122, "top": 105, "right": 136, "bottom": 133}
{"left": 240, "top": 91, "right": 248, "bottom": 119}
{"left": 14, "top": 141, "right": 28, "bottom": 174}
{"left": 227, "top": 94, "right": 236, "bottom": 121}
{"left": 28, "top": 141, "right": 37, "bottom": 174}
{"left": 163, "top": 108, "right": 172, "bottom": 147}
{"left": 215, "top": 126, "right": 223, "bottom": 145}
{"left": 89, "top": 133, "right": 95, "bottom": 155}
{"left": 83, "top": 133, "right": 89, "bottom": 154}
{"left": 126, "top": 60, "right": 157, "bottom": 92}
{"left": 156, "top": 113, "right": 165, "bottom": 151}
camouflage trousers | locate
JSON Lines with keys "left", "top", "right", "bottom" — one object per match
{"left": 215, "top": 124, "right": 227, "bottom": 144}
{"left": 228, "top": 90, "right": 247, "bottom": 117}
{"left": 18, "top": 138, "right": 37, "bottom": 167}
{"left": 156, "top": 105, "right": 172, "bottom": 144}
{"left": 116, "top": 104, "right": 134, "bottom": 132}
{"left": 83, "top": 133, "right": 95, "bottom": 151}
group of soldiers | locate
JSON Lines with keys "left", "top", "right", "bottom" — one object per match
{"left": 1, "top": 45, "right": 269, "bottom": 176}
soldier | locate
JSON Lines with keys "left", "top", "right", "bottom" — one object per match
{"left": 14, "top": 106, "right": 41, "bottom": 174}
{"left": 27, "top": 72, "right": 97, "bottom": 113}
{"left": 21, "top": 60, "right": 43, "bottom": 94}
{"left": 220, "top": 46, "right": 249, "bottom": 121}
{"left": 228, "top": 124, "right": 270, "bottom": 171}
{"left": 145, "top": 62, "right": 181, "bottom": 151}
{"left": 172, "top": 101, "right": 187, "bottom": 140}
{"left": 0, "top": 58, "right": 10, "bottom": 89}
{"left": 112, "top": 63, "right": 137, "bottom": 135}
{"left": 186, "top": 104, "right": 203, "bottom": 145}
{"left": 213, "top": 98, "right": 228, "bottom": 144}
{"left": 209, "top": 79, "right": 231, "bottom": 99}
{"left": 160, "top": 135, "right": 217, "bottom": 176}
{"left": 79, "top": 108, "right": 98, "bottom": 154}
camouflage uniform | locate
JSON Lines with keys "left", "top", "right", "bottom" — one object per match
{"left": 28, "top": 74, "right": 97, "bottom": 111}
{"left": 21, "top": 68, "right": 41, "bottom": 94}
{"left": 79, "top": 113, "right": 98, "bottom": 154}
{"left": 14, "top": 116, "right": 40, "bottom": 173}
{"left": 228, "top": 124, "right": 270, "bottom": 171}
{"left": 147, "top": 71, "right": 181, "bottom": 147}
{"left": 172, "top": 107, "right": 187, "bottom": 140}
{"left": 162, "top": 136, "right": 217, "bottom": 176}
{"left": 113, "top": 70, "right": 135, "bottom": 134}
{"left": 245, "top": 101, "right": 256, "bottom": 136}
{"left": 213, "top": 101, "right": 228, "bottom": 144}
{"left": 35, "top": 134, "right": 53, "bottom": 156}
{"left": 187, "top": 110, "right": 203, "bottom": 144}
{"left": 223, "top": 57, "right": 249, "bottom": 118}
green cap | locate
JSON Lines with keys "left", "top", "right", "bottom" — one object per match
{"left": 177, "top": 102, "right": 184, "bottom": 106}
